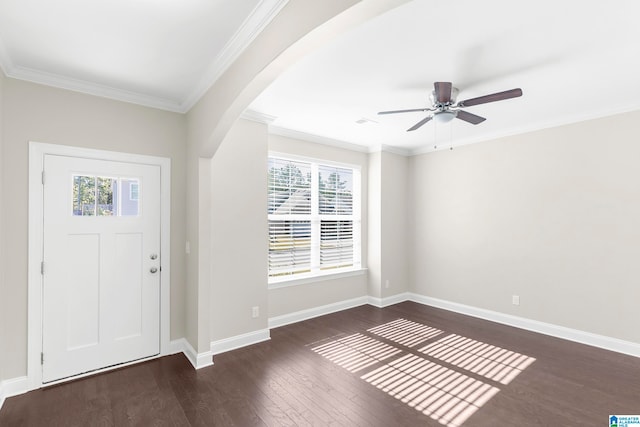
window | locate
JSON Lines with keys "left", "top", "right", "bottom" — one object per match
{"left": 268, "top": 155, "right": 361, "bottom": 282}
{"left": 72, "top": 175, "right": 140, "bottom": 217}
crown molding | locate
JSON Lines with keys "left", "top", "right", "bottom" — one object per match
{"left": 0, "top": 37, "right": 14, "bottom": 76}
{"left": 267, "top": 102, "right": 640, "bottom": 158}
{"left": 180, "top": 0, "right": 290, "bottom": 112}
{"left": 241, "top": 109, "right": 277, "bottom": 124}
{"left": 370, "top": 144, "right": 411, "bottom": 157}
{"left": 269, "top": 125, "right": 371, "bottom": 153}
{"left": 0, "top": 0, "right": 289, "bottom": 113}
{"left": 5, "top": 65, "right": 185, "bottom": 112}
{"left": 268, "top": 124, "right": 413, "bottom": 157}
{"left": 409, "top": 103, "right": 640, "bottom": 157}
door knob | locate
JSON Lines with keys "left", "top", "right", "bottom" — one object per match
{"left": 150, "top": 254, "right": 158, "bottom": 260}
{"left": 150, "top": 267, "right": 158, "bottom": 274}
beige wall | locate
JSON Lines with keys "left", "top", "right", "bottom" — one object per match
{"left": 209, "top": 119, "right": 269, "bottom": 341}
{"left": 368, "top": 151, "right": 410, "bottom": 300}
{"left": 380, "top": 151, "right": 409, "bottom": 298}
{"left": 0, "top": 71, "right": 5, "bottom": 382}
{"left": 268, "top": 134, "right": 369, "bottom": 317}
{"left": 184, "top": 122, "right": 200, "bottom": 350}
{"left": 192, "top": 119, "right": 372, "bottom": 345}
{"left": 1, "top": 78, "right": 187, "bottom": 379}
{"left": 409, "top": 111, "right": 640, "bottom": 344}
{"left": 367, "top": 151, "right": 382, "bottom": 298}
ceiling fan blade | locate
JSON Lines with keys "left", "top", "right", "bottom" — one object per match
{"left": 378, "top": 108, "right": 431, "bottom": 115}
{"left": 407, "top": 115, "right": 433, "bottom": 131}
{"left": 434, "top": 82, "right": 453, "bottom": 104}
{"left": 458, "top": 88, "right": 523, "bottom": 107}
{"left": 456, "top": 110, "right": 486, "bottom": 125}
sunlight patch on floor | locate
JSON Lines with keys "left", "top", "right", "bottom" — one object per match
{"left": 419, "top": 334, "right": 536, "bottom": 384}
{"left": 368, "top": 318, "right": 444, "bottom": 347}
{"left": 311, "top": 318, "right": 536, "bottom": 426}
{"left": 361, "top": 353, "right": 499, "bottom": 426}
{"left": 311, "top": 333, "right": 402, "bottom": 372}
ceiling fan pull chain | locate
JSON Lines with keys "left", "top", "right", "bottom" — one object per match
{"left": 433, "top": 115, "right": 437, "bottom": 150}
{"left": 449, "top": 119, "right": 454, "bottom": 151}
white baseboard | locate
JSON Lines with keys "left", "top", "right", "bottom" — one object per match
{"left": 268, "top": 296, "right": 369, "bottom": 329}
{"left": 408, "top": 293, "right": 640, "bottom": 359}
{"left": 368, "top": 292, "right": 411, "bottom": 308}
{"left": 0, "top": 376, "right": 29, "bottom": 412}
{"left": 210, "top": 329, "right": 271, "bottom": 355}
{"left": 170, "top": 338, "right": 213, "bottom": 369}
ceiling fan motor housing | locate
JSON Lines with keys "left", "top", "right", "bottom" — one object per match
{"left": 430, "top": 87, "right": 459, "bottom": 107}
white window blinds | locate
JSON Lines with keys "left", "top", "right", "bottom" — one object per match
{"left": 268, "top": 156, "right": 361, "bottom": 281}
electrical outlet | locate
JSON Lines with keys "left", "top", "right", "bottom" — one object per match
{"left": 385, "top": 279, "right": 390, "bottom": 289}
{"left": 252, "top": 306, "right": 259, "bottom": 318}
{"left": 512, "top": 295, "right": 520, "bottom": 306}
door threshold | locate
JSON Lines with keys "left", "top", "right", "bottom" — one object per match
{"left": 42, "top": 353, "right": 161, "bottom": 388}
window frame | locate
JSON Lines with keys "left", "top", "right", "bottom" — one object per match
{"left": 268, "top": 152, "right": 362, "bottom": 286}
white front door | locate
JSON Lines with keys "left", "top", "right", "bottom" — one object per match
{"left": 42, "top": 154, "right": 161, "bottom": 383}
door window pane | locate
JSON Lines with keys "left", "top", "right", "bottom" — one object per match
{"left": 97, "top": 177, "right": 116, "bottom": 216}
{"left": 73, "top": 175, "right": 97, "bottom": 216}
{"left": 120, "top": 179, "right": 140, "bottom": 216}
{"left": 72, "top": 175, "right": 140, "bottom": 217}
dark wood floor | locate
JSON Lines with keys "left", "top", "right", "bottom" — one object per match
{"left": 2, "top": 301, "right": 639, "bottom": 426}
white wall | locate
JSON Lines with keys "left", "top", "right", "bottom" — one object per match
{"left": 1, "top": 78, "right": 187, "bottom": 379}
{"left": 268, "top": 134, "right": 369, "bottom": 317}
{"left": 209, "top": 119, "right": 269, "bottom": 341}
{"left": 409, "top": 110, "right": 640, "bottom": 344}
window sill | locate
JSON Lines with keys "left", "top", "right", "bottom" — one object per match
{"left": 268, "top": 268, "right": 367, "bottom": 290}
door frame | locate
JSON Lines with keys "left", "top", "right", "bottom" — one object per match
{"left": 27, "top": 142, "right": 172, "bottom": 389}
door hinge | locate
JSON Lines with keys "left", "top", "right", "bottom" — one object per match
{"left": 41, "top": 170, "right": 45, "bottom": 185}
{"left": 41, "top": 261, "right": 45, "bottom": 275}
{"left": 41, "top": 352, "right": 44, "bottom": 365}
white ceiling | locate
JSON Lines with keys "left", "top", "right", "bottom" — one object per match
{"left": 249, "top": 0, "right": 640, "bottom": 154}
{"left": 0, "top": 0, "right": 287, "bottom": 112}
{"left": 2, "top": 0, "right": 639, "bottom": 153}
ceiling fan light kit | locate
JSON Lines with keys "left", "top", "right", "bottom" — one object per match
{"left": 434, "top": 110, "right": 457, "bottom": 123}
{"left": 379, "top": 82, "right": 523, "bottom": 132}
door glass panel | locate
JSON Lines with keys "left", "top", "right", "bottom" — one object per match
{"left": 97, "top": 177, "right": 116, "bottom": 216}
{"left": 73, "top": 175, "right": 97, "bottom": 216}
{"left": 72, "top": 175, "right": 140, "bottom": 217}
{"left": 120, "top": 178, "right": 140, "bottom": 216}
